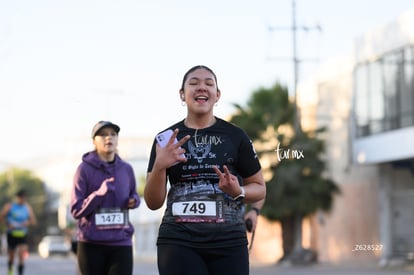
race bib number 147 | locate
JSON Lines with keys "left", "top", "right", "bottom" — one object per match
{"left": 95, "top": 208, "right": 129, "bottom": 229}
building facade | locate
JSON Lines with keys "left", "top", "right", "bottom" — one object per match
{"left": 298, "top": 9, "right": 414, "bottom": 266}
{"left": 352, "top": 9, "right": 414, "bottom": 265}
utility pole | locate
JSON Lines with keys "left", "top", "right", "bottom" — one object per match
{"left": 269, "top": 0, "right": 321, "bottom": 133}
{"left": 268, "top": 0, "right": 321, "bottom": 261}
{"left": 291, "top": 0, "right": 300, "bottom": 132}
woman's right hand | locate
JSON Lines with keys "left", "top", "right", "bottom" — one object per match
{"left": 145, "top": 129, "right": 190, "bottom": 210}
{"left": 155, "top": 129, "right": 190, "bottom": 169}
{"left": 96, "top": 177, "right": 115, "bottom": 196}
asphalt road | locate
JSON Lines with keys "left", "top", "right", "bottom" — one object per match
{"left": 1, "top": 254, "right": 413, "bottom": 274}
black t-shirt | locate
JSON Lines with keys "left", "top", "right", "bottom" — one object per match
{"left": 147, "top": 117, "right": 261, "bottom": 248}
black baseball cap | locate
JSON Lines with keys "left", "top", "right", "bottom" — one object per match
{"left": 91, "top": 121, "right": 120, "bottom": 138}
{"left": 16, "top": 189, "right": 27, "bottom": 198}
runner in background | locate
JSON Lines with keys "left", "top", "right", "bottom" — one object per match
{"left": 0, "top": 189, "right": 37, "bottom": 275}
{"left": 71, "top": 121, "right": 140, "bottom": 275}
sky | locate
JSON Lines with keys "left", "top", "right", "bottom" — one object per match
{"left": 1, "top": 0, "right": 413, "bottom": 166}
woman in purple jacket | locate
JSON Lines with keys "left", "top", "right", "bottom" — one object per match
{"left": 71, "top": 121, "right": 140, "bottom": 275}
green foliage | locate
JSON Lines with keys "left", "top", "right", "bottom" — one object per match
{"left": 0, "top": 168, "right": 46, "bottom": 212}
{"left": 137, "top": 174, "right": 146, "bottom": 196}
{"left": 262, "top": 131, "right": 340, "bottom": 220}
{"left": 231, "top": 83, "right": 294, "bottom": 140}
{"left": 229, "top": 82, "right": 340, "bottom": 222}
{"left": 0, "top": 168, "right": 48, "bottom": 248}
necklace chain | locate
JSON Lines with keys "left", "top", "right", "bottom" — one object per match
{"left": 185, "top": 116, "right": 216, "bottom": 129}
{"left": 185, "top": 117, "right": 216, "bottom": 148}
{"left": 194, "top": 128, "right": 200, "bottom": 147}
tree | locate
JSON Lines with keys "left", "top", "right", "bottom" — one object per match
{"left": 0, "top": 167, "right": 48, "bottom": 250}
{"left": 231, "top": 83, "right": 293, "bottom": 140}
{"left": 229, "top": 82, "right": 340, "bottom": 264}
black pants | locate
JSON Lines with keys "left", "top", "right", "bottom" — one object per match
{"left": 77, "top": 242, "right": 133, "bottom": 275}
{"left": 157, "top": 244, "right": 249, "bottom": 275}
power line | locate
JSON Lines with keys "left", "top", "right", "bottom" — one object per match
{"left": 268, "top": 0, "right": 322, "bottom": 132}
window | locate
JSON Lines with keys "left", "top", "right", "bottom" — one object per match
{"left": 370, "top": 61, "right": 385, "bottom": 134}
{"left": 355, "top": 66, "right": 369, "bottom": 136}
{"left": 354, "top": 45, "right": 414, "bottom": 137}
{"left": 382, "top": 53, "right": 400, "bottom": 131}
{"left": 401, "top": 47, "right": 414, "bottom": 127}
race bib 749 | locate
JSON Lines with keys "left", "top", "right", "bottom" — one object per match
{"left": 172, "top": 200, "right": 224, "bottom": 223}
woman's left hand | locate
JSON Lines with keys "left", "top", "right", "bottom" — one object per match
{"left": 213, "top": 165, "right": 242, "bottom": 198}
{"left": 127, "top": 198, "right": 136, "bottom": 209}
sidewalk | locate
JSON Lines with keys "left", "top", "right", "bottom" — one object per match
{"left": 134, "top": 256, "right": 414, "bottom": 275}
{"left": 249, "top": 260, "right": 414, "bottom": 275}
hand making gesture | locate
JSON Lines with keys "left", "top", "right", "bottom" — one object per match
{"left": 155, "top": 129, "right": 190, "bottom": 169}
{"left": 213, "top": 165, "right": 243, "bottom": 199}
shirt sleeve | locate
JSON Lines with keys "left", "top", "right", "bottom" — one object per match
{"left": 146, "top": 139, "right": 157, "bottom": 173}
{"left": 236, "top": 130, "right": 261, "bottom": 178}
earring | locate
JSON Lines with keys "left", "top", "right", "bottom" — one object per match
{"left": 181, "top": 101, "right": 186, "bottom": 106}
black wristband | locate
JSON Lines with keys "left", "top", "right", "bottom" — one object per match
{"left": 251, "top": 207, "right": 260, "bottom": 215}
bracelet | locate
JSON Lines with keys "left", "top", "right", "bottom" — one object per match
{"left": 232, "top": 186, "right": 245, "bottom": 201}
{"left": 251, "top": 207, "right": 260, "bottom": 215}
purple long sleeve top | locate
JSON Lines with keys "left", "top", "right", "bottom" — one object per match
{"left": 71, "top": 151, "right": 140, "bottom": 246}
